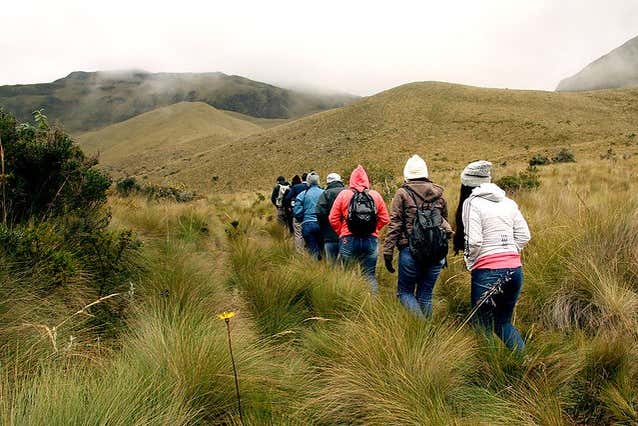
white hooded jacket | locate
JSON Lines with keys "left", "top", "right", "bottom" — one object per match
{"left": 462, "top": 183, "right": 531, "bottom": 270}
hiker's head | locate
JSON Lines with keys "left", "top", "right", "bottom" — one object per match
{"left": 403, "top": 154, "right": 429, "bottom": 181}
{"left": 291, "top": 175, "right": 301, "bottom": 185}
{"left": 276, "top": 176, "right": 286, "bottom": 184}
{"left": 326, "top": 173, "right": 342, "bottom": 185}
{"left": 307, "top": 172, "right": 320, "bottom": 186}
{"left": 349, "top": 165, "right": 370, "bottom": 190}
{"left": 461, "top": 160, "right": 492, "bottom": 188}
{"left": 302, "top": 173, "right": 308, "bottom": 182}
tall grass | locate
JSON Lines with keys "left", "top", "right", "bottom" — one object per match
{"left": 2, "top": 158, "right": 638, "bottom": 424}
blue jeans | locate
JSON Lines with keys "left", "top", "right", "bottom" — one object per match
{"left": 302, "top": 222, "right": 323, "bottom": 260}
{"left": 471, "top": 267, "right": 525, "bottom": 352}
{"left": 339, "top": 236, "right": 378, "bottom": 294}
{"left": 324, "top": 241, "right": 340, "bottom": 265}
{"left": 397, "top": 248, "right": 444, "bottom": 318}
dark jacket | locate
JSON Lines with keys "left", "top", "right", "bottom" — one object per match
{"left": 284, "top": 182, "right": 308, "bottom": 210}
{"left": 271, "top": 182, "right": 290, "bottom": 207}
{"left": 383, "top": 180, "right": 452, "bottom": 257}
{"left": 315, "top": 181, "right": 345, "bottom": 242}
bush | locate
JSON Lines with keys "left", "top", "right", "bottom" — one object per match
{"left": 0, "top": 109, "right": 141, "bottom": 336}
{"left": 0, "top": 109, "right": 111, "bottom": 224}
{"left": 553, "top": 148, "right": 576, "bottom": 163}
{"left": 496, "top": 166, "right": 541, "bottom": 191}
{"left": 115, "top": 178, "right": 196, "bottom": 203}
{"left": 529, "top": 154, "right": 551, "bottom": 166}
{"left": 115, "top": 176, "right": 140, "bottom": 196}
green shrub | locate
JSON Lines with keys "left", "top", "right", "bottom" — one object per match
{"left": 115, "top": 176, "right": 140, "bottom": 196}
{"left": 496, "top": 166, "right": 541, "bottom": 191}
{"left": 529, "top": 154, "right": 551, "bottom": 166}
{"left": 0, "top": 109, "right": 111, "bottom": 224}
{"left": 553, "top": 148, "right": 576, "bottom": 163}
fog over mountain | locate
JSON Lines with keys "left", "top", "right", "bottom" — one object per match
{"left": 557, "top": 35, "right": 638, "bottom": 91}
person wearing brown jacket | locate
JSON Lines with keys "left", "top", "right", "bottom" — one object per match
{"left": 383, "top": 155, "right": 452, "bottom": 318}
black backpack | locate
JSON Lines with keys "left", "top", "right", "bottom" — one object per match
{"left": 404, "top": 187, "right": 448, "bottom": 265}
{"left": 347, "top": 189, "right": 378, "bottom": 236}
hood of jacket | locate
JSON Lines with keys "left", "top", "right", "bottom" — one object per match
{"left": 404, "top": 180, "right": 443, "bottom": 202}
{"left": 349, "top": 166, "right": 370, "bottom": 191}
{"left": 471, "top": 183, "right": 506, "bottom": 202}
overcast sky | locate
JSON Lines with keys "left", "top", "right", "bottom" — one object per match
{"left": 1, "top": 0, "right": 636, "bottom": 95}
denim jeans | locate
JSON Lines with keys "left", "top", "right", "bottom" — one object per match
{"left": 339, "top": 236, "right": 379, "bottom": 293}
{"left": 324, "top": 241, "right": 340, "bottom": 265}
{"left": 471, "top": 267, "right": 525, "bottom": 352}
{"left": 302, "top": 221, "right": 323, "bottom": 260}
{"left": 397, "top": 248, "right": 444, "bottom": 318}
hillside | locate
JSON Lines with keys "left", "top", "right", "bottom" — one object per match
{"left": 557, "top": 35, "right": 638, "bottom": 91}
{"left": 0, "top": 70, "right": 358, "bottom": 132}
{"left": 160, "top": 82, "right": 638, "bottom": 191}
{"left": 79, "top": 102, "right": 269, "bottom": 180}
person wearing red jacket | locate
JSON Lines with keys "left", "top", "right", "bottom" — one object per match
{"left": 329, "top": 165, "right": 390, "bottom": 293}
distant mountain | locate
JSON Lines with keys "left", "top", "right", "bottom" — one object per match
{"left": 557, "top": 35, "right": 638, "bottom": 91}
{"left": 0, "top": 70, "right": 359, "bottom": 132}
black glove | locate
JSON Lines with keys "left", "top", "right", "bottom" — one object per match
{"left": 384, "top": 254, "right": 395, "bottom": 273}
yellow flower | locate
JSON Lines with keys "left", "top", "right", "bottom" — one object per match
{"left": 217, "top": 311, "right": 236, "bottom": 321}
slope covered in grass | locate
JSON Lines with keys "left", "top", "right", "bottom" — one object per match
{"left": 168, "top": 82, "right": 638, "bottom": 191}
{"left": 0, "top": 70, "right": 359, "bottom": 132}
{"left": 78, "top": 102, "right": 270, "bottom": 183}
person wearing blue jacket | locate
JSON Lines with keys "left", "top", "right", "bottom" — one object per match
{"left": 293, "top": 172, "right": 324, "bottom": 259}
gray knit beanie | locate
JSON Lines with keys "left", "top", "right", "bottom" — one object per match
{"left": 461, "top": 161, "right": 492, "bottom": 187}
{"left": 307, "top": 172, "right": 320, "bottom": 186}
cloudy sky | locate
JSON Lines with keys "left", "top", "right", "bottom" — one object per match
{"left": 1, "top": 0, "right": 636, "bottom": 95}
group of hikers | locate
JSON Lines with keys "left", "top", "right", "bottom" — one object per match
{"left": 270, "top": 155, "right": 531, "bottom": 351}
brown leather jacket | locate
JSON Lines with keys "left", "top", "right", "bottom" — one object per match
{"left": 382, "top": 180, "right": 452, "bottom": 257}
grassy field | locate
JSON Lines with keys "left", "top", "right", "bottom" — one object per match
{"left": 1, "top": 152, "right": 637, "bottom": 424}
{"left": 119, "top": 82, "right": 638, "bottom": 193}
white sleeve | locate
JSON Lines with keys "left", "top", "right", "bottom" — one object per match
{"left": 463, "top": 198, "right": 483, "bottom": 264}
{"left": 513, "top": 205, "right": 531, "bottom": 251}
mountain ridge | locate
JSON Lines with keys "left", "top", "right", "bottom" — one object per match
{"left": 0, "top": 70, "right": 359, "bottom": 132}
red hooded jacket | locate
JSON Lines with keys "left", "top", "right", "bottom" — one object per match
{"left": 329, "top": 166, "right": 390, "bottom": 238}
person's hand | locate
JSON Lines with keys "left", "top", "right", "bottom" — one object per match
{"left": 384, "top": 254, "right": 395, "bottom": 273}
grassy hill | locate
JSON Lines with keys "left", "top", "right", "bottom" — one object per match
{"left": 163, "top": 82, "right": 638, "bottom": 191}
{"left": 557, "top": 35, "right": 638, "bottom": 91}
{"left": 78, "top": 102, "right": 274, "bottom": 181}
{"left": 0, "top": 70, "right": 358, "bottom": 132}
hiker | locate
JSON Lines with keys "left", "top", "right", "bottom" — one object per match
{"left": 282, "top": 175, "right": 301, "bottom": 234}
{"left": 383, "top": 155, "right": 452, "bottom": 318}
{"left": 271, "top": 176, "right": 290, "bottom": 226}
{"left": 293, "top": 172, "right": 324, "bottom": 260}
{"left": 285, "top": 173, "right": 309, "bottom": 251}
{"left": 455, "top": 160, "right": 531, "bottom": 352}
{"left": 315, "top": 173, "right": 346, "bottom": 264}
{"left": 329, "top": 165, "right": 389, "bottom": 293}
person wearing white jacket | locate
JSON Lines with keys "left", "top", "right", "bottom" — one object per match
{"left": 455, "top": 161, "right": 531, "bottom": 352}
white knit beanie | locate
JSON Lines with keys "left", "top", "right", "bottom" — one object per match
{"left": 403, "top": 155, "right": 429, "bottom": 180}
{"left": 326, "top": 173, "right": 342, "bottom": 184}
{"left": 461, "top": 161, "right": 492, "bottom": 187}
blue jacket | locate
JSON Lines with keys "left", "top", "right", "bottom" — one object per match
{"left": 293, "top": 185, "right": 324, "bottom": 224}
{"left": 284, "top": 182, "right": 308, "bottom": 208}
